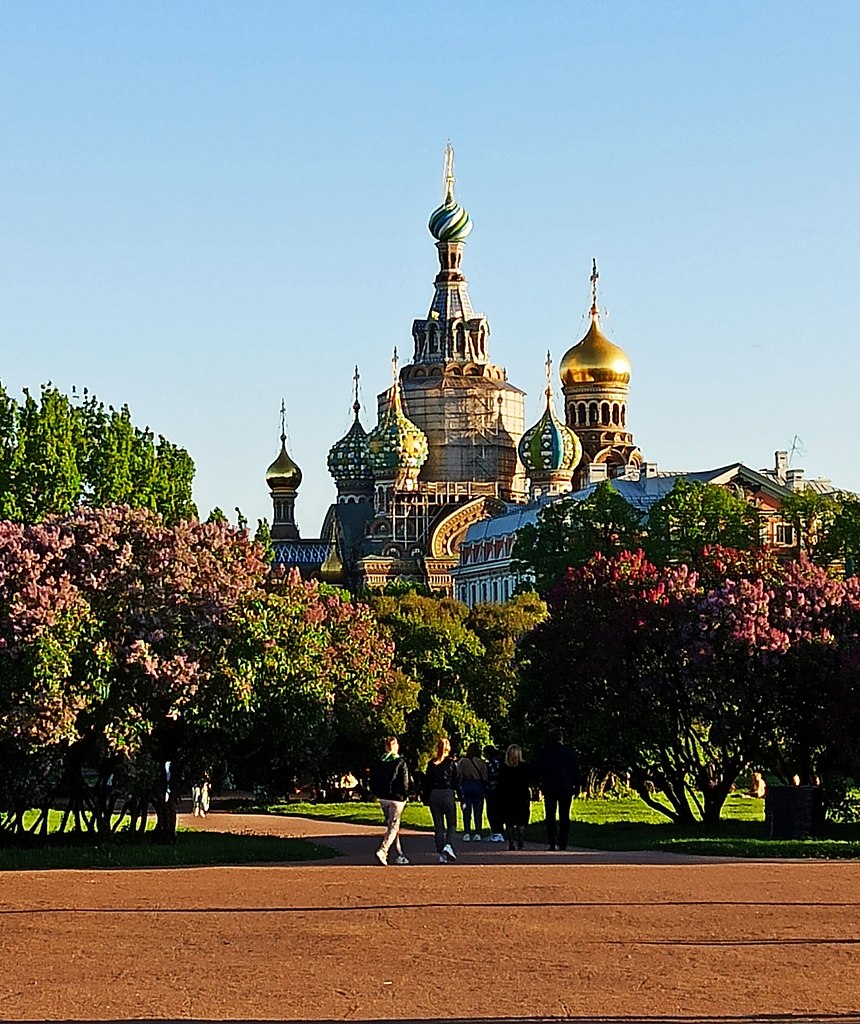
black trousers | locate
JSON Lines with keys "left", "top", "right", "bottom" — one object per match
{"left": 543, "top": 789, "right": 573, "bottom": 849}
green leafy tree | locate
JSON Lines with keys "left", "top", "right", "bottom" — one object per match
{"left": 464, "top": 592, "right": 547, "bottom": 742}
{"left": 513, "top": 481, "right": 645, "bottom": 594}
{"left": 780, "top": 490, "right": 839, "bottom": 563}
{"left": 368, "top": 591, "right": 487, "bottom": 761}
{"left": 0, "top": 383, "right": 197, "bottom": 524}
{"left": 230, "top": 572, "right": 406, "bottom": 795}
{"left": 645, "top": 479, "right": 762, "bottom": 566}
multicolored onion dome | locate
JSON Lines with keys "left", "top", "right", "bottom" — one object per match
{"left": 366, "top": 383, "right": 429, "bottom": 478}
{"left": 428, "top": 198, "right": 473, "bottom": 241}
{"left": 518, "top": 392, "right": 582, "bottom": 475}
{"left": 327, "top": 407, "right": 372, "bottom": 483}
{"left": 266, "top": 439, "right": 302, "bottom": 490}
{"left": 560, "top": 315, "right": 631, "bottom": 387}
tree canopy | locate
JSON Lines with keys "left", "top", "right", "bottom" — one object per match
{"left": 0, "top": 383, "right": 196, "bottom": 523}
{"left": 517, "top": 546, "right": 860, "bottom": 826}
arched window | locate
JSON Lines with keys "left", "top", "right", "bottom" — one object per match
{"left": 612, "top": 403, "right": 620, "bottom": 425}
{"left": 621, "top": 405, "right": 626, "bottom": 427}
{"left": 600, "top": 402, "right": 610, "bottom": 424}
{"left": 589, "top": 403, "right": 598, "bottom": 425}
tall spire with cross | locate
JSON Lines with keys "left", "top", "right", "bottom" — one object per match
{"left": 590, "top": 258, "right": 600, "bottom": 319}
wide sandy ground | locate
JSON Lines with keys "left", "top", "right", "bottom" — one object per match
{"left": 1, "top": 810, "right": 859, "bottom": 1022}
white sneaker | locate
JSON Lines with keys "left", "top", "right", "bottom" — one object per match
{"left": 394, "top": 854, "right": 410, "bottom": 865}
{"left": 438, "top": 854, "right": 448, "bottom": 864}
{"left": 442, "top": 843, "right": 457, "bottom": 862}
{"left": 374, "top": 849, "right": 387, "bottom": 866}
{"left": 462, "top": 833, "right": 471, "bottom": 842}
{"left": 482, "top": 834, "right": 493, "bottom": 842}
{"left": 492, "top": 833, "right": 505, "bottom": 842}
{"left": 472, "top": 834, "right": 481, "bottom": 842}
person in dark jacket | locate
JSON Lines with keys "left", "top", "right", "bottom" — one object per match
{"left": 536, "top": 728, "right": 580, "bottom": 851}
{"left": 370, "top": 736, "right": 411, "bottom": 865}
{"left": 483, "top": 744, "right": 505, "bottom": 842}
{"left": 425, "top": 737, "right": 459, "bottom": 863}
{"left": 498, "top": 744, "right": 532, "bottom": 850}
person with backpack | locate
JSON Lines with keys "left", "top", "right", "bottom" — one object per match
{"left": 458, "top": 742, "right": 489, "bottom": 841}
{"left": 370, "top": 736, "right": 411, "bottom": 866}
{"left": 482, "top": 745, "right": 505, "bottom": 842}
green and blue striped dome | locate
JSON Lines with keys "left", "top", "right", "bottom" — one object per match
{"left": 428, "top": 198, "right": 473, "bottom": 241}
{"left": 518, "top": 395, "right": 582, "bottom": 475}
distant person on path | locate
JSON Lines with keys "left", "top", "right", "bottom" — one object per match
{"left": 483, "top": 744, "right": 505, "bottom": 842}
{"left": 537, "top": 728, "right": 580, "bottom": 851}
{"left": 498, "top": 744, "right": 532, "bottom": 851}
{"left": 191, "top": 774, "right": 210, "bottom": 818}
{"left": 370, "top": 736, "right": 411, "bottom": 866}
{"left": 458, "top": 742, "right": 489, "bottom": 841}
{"left": 425, "top": 737, "right": 459, "bottom": 863}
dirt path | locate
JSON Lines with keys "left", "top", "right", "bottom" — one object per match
{"left": 0, "top": 810, "right": 858, "bottom": 1021}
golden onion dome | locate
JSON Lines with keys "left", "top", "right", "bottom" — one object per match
{"left": 265, "top": 438, "right": 302, "bottom": 491}
{"left": 559, "top": 314, "right": 631, "bottom": 387}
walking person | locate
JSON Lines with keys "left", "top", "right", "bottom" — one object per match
{"left": 537, "top": 727, "right": 580, "bottom": 851}
{"left": 425, "top": 737, "right": 459, "bottom": 863}
{"left": 370, "top": 736, "right": 411, "bottom": 866}
{"left": 191, "top": 773, "right": 210, "bottom": 818}
{"left": 498, "top": 744, "right": 532, "bottom": 851}
{"left": 483, "top": 744, "right": 505, "bottom": 842}
{"left": 458, "top": 742, "right": 488, "bottom": 841}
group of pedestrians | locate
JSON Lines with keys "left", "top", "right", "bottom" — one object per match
{"left": 370, "top": 729, "right": 580, "bottom": 865}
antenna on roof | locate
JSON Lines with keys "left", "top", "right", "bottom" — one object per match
{"left": 788, "top": 435, "right": 807, "bottom": 466}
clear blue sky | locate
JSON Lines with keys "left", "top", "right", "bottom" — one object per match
{"left": 2, "top": 2, "right": 859, "bottom": 532}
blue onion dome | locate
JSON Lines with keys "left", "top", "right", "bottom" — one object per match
{"left": 518, "top": 388, "right": 582, "bottom": 475}
{"left": 327, "top": 402, "right": 372, "bottom": 483}
{"left": 366, "top": 382, "right": 429, "bottom": 479}
{"left": 266, "top": 437, "right": 302, "bottom": 490}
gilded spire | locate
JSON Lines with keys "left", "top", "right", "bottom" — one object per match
{"left": 590, "top": 258, "right": 600, "bottom": 320}
{"left": 443, "top": 140, "right": 456, "bottom": 205}
{"left": 428, "top": 143, "right": 472, "bottom": 241}
{"left": 352, "top": 365, "right": 361, "bottom": 419}
{"left": 279, "top": 398, "right": 287, "bottom": 444}
{"left": 545, "top": 349, "right": 553, "bottom": 402}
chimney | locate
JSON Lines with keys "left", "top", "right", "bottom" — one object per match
{"left": 641, "top": 462, "right": 659, "bottom": 478}
{"left": 785, "top": 468, "right": 805, "bottom": 490}
{"left": 587, "top": 463, "right": 608, "bottom": 484}
{"left": 774, "top": 451, "right": 788, "bottom": 478}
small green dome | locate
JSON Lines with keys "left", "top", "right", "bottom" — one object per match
{"left": 366, "top": 383, "right": 428, "bottom": 482}
{"left": 327, "top": 405, "right": 372, "bottom": 483}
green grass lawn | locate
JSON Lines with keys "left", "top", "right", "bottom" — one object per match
{"left": 258, "top": 793, "right": 860, "bottom": 859}
{"left": 0, "top": 823, "right": 334, "bottom": 871}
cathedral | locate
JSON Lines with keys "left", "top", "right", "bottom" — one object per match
{"left": 265, "top": 147, "right": 641, "bottom": 594}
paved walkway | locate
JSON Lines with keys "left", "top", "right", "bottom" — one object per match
{"left": 181, "top": 808, "right": 733, "bottom": 865}
{"left": 1, "top": 810, "right": 859, "bottom": 1020}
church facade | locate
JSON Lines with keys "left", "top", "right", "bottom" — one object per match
{"left": 265, "top": 148, "right": 642, "bottom": 594}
